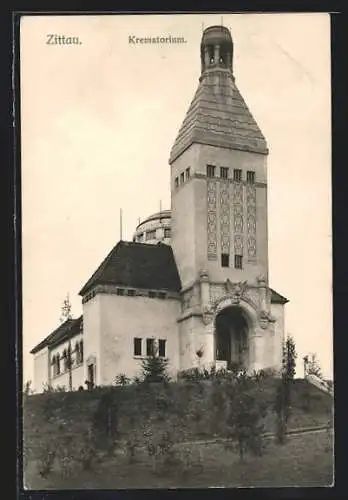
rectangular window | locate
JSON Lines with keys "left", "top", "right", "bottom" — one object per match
{"left": 148, "top": 291, "right": 156, "bottom": 298}
{"left": 146, "top": 338, "right": 155, "bottom": 356}
{"left": 220, "top": 167, "right": 229, "bottom": 179}
{"left": 185, "top": 167, "right": 191, "bottom": 180}
{"left": 159, "top": 339, "right": 166, "bottom": 357}
{"left": 164, "top": 228, "right": 171, "bottom": 238}
{"left": 233, "top": 169, "right": 242, "bottom": 182}
{"left": 116, "top": 288, "right": 124, "bottom": 296}
{"left": 175, "top": 177, "right": 179, "bottom": 189}
{"left": 158, "top": 292, "right": 166, "bottom": 300}
{"left": 247, "top": 171, "right": 255, "bottom": 184}
{"left": 234, "top": 255, "right": 243, "bottom": 269}
{"left": 180, "top": 172, "right": 185, "bottom": 185}
{"left": 207, "top": 165, "right": 216, "bottom": 178}
{"left": 146, "top": 230, "right": 156, "bottom": 240}
{"left": 221, "top": 253, "right": 229, "bottom": 267}
{"left": 134, "top": 337, "right": 142, "bottom": 356}
{"left": 127, "top": 289, "right": 136, "bottom": 297}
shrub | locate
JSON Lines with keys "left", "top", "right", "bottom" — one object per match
{"left": 141, "top": 355, "right": 171, "bottom": 383}
{"left": 114, "top": 374, "right": 131, "bottom": 386}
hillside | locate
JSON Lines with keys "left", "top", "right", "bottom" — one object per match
{"left": 23, "top": 377, "right": 333, "bottom": 488}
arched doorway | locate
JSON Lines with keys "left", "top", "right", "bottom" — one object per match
{"left": 215, "top": 306, "right": 249, "bottom": 370}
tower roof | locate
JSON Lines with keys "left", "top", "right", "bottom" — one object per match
{"left": 169, "top": 27, "right": 268, "bottom": 164}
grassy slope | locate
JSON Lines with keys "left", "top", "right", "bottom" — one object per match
{"left": 25, "top": 430, "right": 334, "bottom": 489}
{"left": 23, "top": 378, "right": 333, "bottom": 489}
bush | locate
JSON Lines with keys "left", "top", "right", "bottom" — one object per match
{"left": 141, "top": 355, "right": 171, "bottom": 383}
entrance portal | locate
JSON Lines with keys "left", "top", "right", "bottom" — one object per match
{"left": 215, "top": 306, "right": 249, "bottom": 370}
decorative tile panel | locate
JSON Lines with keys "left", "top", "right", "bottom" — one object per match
{"left": 219, "top": 181, "right": 230, "bottom": 254}
{"left": 207, "top": 180, "right": 217, "bottom": 260}
{"left": 246, "top": 185, "right": 257, "bottom": 258}
{"left": 232, "top": 183, "right": 244, "bottom": 255}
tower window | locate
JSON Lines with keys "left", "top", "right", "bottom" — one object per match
{"left": 164, "top": 228, "right": 171, "bottom": 238}
{"left": 148, "top": 291, "right": 156, "bottom": 298}
{"left": 234, "top": 255, "right": 243, "bottom": 269}
{"left": 116, "top": 288, "right": 124, "bottom": 296}
{"left": 159, "top": 339, "right": 166, "bottom": 358}
{"left": 247, "top": 171, "right": 255, "bottom": 184}
{"left": 180, "top": 172, "right": 185, "bottom": 185}
{"left": 146, "top": 338, "right": 155, "bottom": 356}
{"left": 207, "top": 165, "right": 216, "bottom": 178}
{"left": 134, "top": 337, "right": 142, "bottom": 356}
{"left": 233, "top": 169, "right": 242, "bottom": 182}
{"left": 175, "top": 177, "right": 179, "bottom": 189}
{"left": 127, "top": 289, "right": 136, "bottom": 297}
{"left": 221, "top": 253, "right": 229, "bottom": 267}
{"left": 220, "top": 167, "right": 229, "bottom": 179}
{"left": 146, "top": 230, "right": 156, "bottom": 240}
{"left": 185, "top": 167, "right": 191, "bottom": 180}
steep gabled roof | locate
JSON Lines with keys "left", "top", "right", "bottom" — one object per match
{"left": 270, "top": 289, "right": 289, "bottom": 305}
{"left": 79, "top": 241, "right": 182, "bottom": 296}
{"left": 169, "top": 71, "right": 268, "bottom": 164}
{"left": 30, "top": 316, "right": 83, "bottom": 355}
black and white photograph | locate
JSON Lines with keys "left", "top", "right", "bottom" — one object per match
{"left": 21, "top": 13, "right": 333, "bottom": 489}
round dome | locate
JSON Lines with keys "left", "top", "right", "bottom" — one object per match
{"left": 133, "top": 210, "right": 172, "bottom": 245}
{"left": 201, "top": 25, "right": 233, "bottom": 47}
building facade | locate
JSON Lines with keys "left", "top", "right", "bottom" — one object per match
{"left": 31, "top": 25, "right": 288, "bottom": 393}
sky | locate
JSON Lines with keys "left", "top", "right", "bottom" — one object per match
{"left": 20, "top": 13, "right": 332, "bottom": 383}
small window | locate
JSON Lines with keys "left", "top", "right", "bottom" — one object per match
{"left": 137, "top": 232, "right": 144, "bottom": 242}
{"left": 158, "top": 292, "right": 166, "bottom": 300}
{"left": 146, "top": 230, "right": 156, "bottom": 241}
{"left": 159, "top": 339, "right": 166, "bottom": 357}
{"left": 247, "top": 171, "right": 255, "bottom": 184}
{"left": 164, "top": 228, "right": 171, "bottom": 238}
{"left": 134, "top": 337, "right": 142, "bottom": 356}
{"left": 148, "top": 291, "right": 156, "bottom": 298}
{"left": 235, "top": 255, "right": 243, "bottom": 269}
{"left": 116, "top": 288, "right": 124, "bottom": 296}
{"left": 221, "top": 253, "right": 229, "bottom": 267}
{"left": 207, "top": 165, "right": 216, "bottom": 178}
{"left": 220, "top": 167, "right": 229, "bottom": 179}
{"left": 175, "top": 177, "right": 179, "bottom": 189}
{"left": 185, "top": 167, "right": 191, "bottom": 180}
{"left": 180, "top": 172, "right": 185, "bottom": 185}
{"left": 127, "top": 289, "right": 136, "bottom": 297}
{"left": 146, "top": 338, "right": 155, "bottom": 356}
{"left": 233, "top": 169, "right": 242, "bottom": 182}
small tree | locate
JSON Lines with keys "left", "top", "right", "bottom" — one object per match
{"left": 225, "top": 374, "right": 267, "bottom": 462}
{"left": 275, "top": 335, "right": 297, "bottom": 444}
{"left": 141, "top": 342, "right": 171, "bottom": 383}
{"left": 306, "top": 353, "right": 323, "bottom": 379}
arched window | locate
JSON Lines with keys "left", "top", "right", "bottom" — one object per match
{"left": 80, "top": 340, "right": 84, "bottom": 363}
{"left": 56, "top": 354, "right": 60, "bottom": 375}
{"left": 63, "top": 349, "right": 68, "bottom": 371}
{"left": 51, "top": 355, "right": 56, "bottom": 376}
{"left": 75, "top": 341, "right": 80, "bottom": 364}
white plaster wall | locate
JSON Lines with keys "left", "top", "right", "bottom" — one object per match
{"left": 33, "top": 347, "right": 49, "bottom": 393}
{"left": 50, "top": 366, "right": 84, "bottom": 391}
{"left": 271, "top": 303, "right": 285, "bottom": 371}
{"left": 83, "top": 295, "right": 102, "bottom": 385}
{"left": 99, "top": 294, "right": 180, "bottom": 384}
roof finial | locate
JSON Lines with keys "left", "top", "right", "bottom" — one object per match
{"left": 60, "top": 293, "right": 72, "bottom": 323}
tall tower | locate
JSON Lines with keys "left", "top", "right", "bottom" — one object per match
{"left": 169, "top": 26, "right": 286, "bottom": 373}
